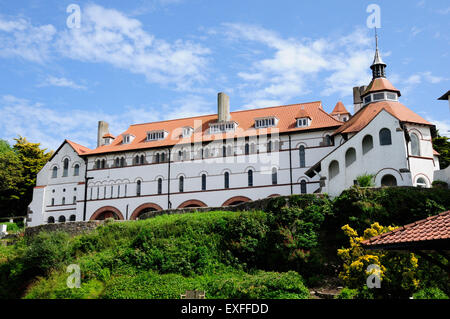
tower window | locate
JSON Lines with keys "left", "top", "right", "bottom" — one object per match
{"left": 248, "top": 170, "right": 253, "bottom": 187}
{"left": 272, "top": 168, "right": 278, "bottom": 185}
{"left": 157, "top": 178, "right": 162, "bottom": 194}
{"left": 379, "top": 128, "right": 392, "bottom": 146}
{"left": 300, "top": 180, "right": 307, "bottom": 194}
{"left": 74, "top": 164, "right": 80, "bottom": 176}
{"left": 136, "top": 180, "right": 141, "bottom": 196}
{"left": 52, "top": 166, "right": 58, "bottom": 178}
{"left": 179, "top": 176, "right": 184, "bottom": 193}
{"left": 299, "top": 145, "right": 305, "bottom": 168}
{"left": 224, "top": 172, "right": 230, "bottom": 189}
{"left": 63, "top": 158, "right": 69, "bottom": 177}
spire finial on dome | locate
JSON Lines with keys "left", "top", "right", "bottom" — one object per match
{"left": 370, "top": 28, "right": 386, "bottom": 79}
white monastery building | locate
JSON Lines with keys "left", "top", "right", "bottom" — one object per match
{"left": 27, "top": 39, "right": 442, "bottom": 226}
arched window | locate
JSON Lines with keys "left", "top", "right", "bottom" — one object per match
{"left": 329, "top": 160, "right": 339, "bottom": 179}
{"left": 73, "top": 196, "right": 76, "bottom": 204}
{"left": 73, "top": 164, "right": 80, "bottom": 176}
{"left": 345, "top": 148, "right": 356, "bottom": 167}
{"left": 52, "top": 166, "right": 58, "bottom": 178}
{"left": 135, "top": 155, "right": 140, "bottom": 165}
{"left": 178, "top": 150, "right": 183, "bottom": 161}
{"left": 300, "top": 180, "right": 307, "bottom": 194}
{"left": 115, "top": 157, "right": 120, "bottom": 167}
{"left": 381, "top": 174, "right": 397, "bottom": 186}
{"left": 96, "top": 159, "right": 101, "bottom": 169}
{"left": 224, "top": 172, "right": 230, "bottom": 189}
{"left": 101, "top": 159, "right": 106, "bottom": 168}
{"left": 245, "top": 143, "right": 249, "bottom": 155}
{"left": 51, "top": 198, "right": 55, "bottom": 206}
{"left": 62, "top": 197, "right": 65, "bottom": 205}
{"left": 47, "top": 216, "right": 55, "bottom": 224}
{"left": 161, "top": 153, "right": 166, "bottom": 162}
{"left": 325, "top": 135, "right": 332, "bottom": 146}
{"left": 222, "top": 145, "right": 227, "bottom": 157}
{"left": 299, "top": 145, "right": 306, "bottom": 168}
{"left": 379, "top": 128, "right": 392, "bottom": 145}
{"left": 140, "top": 155, "right": 145, "bottom": 164}
{"left": 267, "top": 140, "right": 272, "bottom": 153}
{"left": 179, "top": 176, "right": 184, "bottom": 192}
{"left": 272, "top": 168, "right": 278, "bottom": 185}
{"left": 120, "top": 157, "right": 126, "bottom": 167}
{"left": 58, "top": 215, "right": 66, "bottom": 223}
{"left": 157, "top": 178, "right": 162, "bottom": 194}
{"left": 201, "top": 174, "right": 206, "bottom": 191}
{"left": 63, "top": 158, "right": 69, "bottom": 177}
{"left": 248, "top": 170, "right": 253, "bottom": 187}
{"left": 155, "top": 153, "right": 160, "bottom": 163}
{"left": 136, "top": 180, "right": 141, "bottom": 196}
{"left": 410, "top": 133, "right": 420, "bottom": 156}
{"left": 69, "top": 215, "right": 76, "bottom": 222}
{"left": 416, "top": 177, "right": 427, "bottom": 188}
{"left": 362, "top": 135, "right": 374, "bottom": 155}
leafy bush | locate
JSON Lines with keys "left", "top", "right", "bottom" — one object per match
{"left": 413, "top": 287, "right": 449, "bottom": 299}
{"left": 355, "top": 174, "right": 375, "bottom": 187}
{"left": 432, "top": 180, "right": 448, "bottom": 189}
{"left": 0, "top": 222, "right": 20, "bottom": 232}
{"left": 336, "top": 288, "right": 358, "bottom": 299}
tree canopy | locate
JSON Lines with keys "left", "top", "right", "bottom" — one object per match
{"left": 0, "top": 137, "right": 52, "bottom": 218}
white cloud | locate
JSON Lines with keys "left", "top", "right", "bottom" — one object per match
{"left": 0, "top": 5, "right": 211, "bottom": 91}
{"left": 56, "top": 4, "right": 210, "bottom": 91}
{"left": 219, "top": 24, "right": 374, "bottom": 106}
{"left": 0, "top": 17, "right": 56, "bottom": 63}
{"left": 38, "top": 76, "right": 87, "bottom": 90}
{"left": 401, "top": 71, "right": 448, "bottom": 95}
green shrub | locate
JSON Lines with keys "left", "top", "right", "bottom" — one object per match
{"left": 1, "top": 222, "right": 20, "bottom": 232}
{"left": 413, "top": 287, "right": 449, "bottom": 299}
{"left": 432, "top": 180, "right": 448, "bottom": 189}
{"left": 355, "top": 174, "right": 375, "bottom": 187}
{"left": 336, "top": 288, "right": 358, "bottom": 299}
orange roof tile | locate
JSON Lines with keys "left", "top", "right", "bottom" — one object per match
{"left": 333, "top": 100, "right": 432, "bottom": 135}
{"left": 362, "top": 210, "right": 450, "bottom": 248}
{"left": 66, "top": 139, "right": 91, "bottom": 155}
{"left": 103, "top": 133, "right": 116, "bottom": 139}
{"left": 86, "top": 101, "right": 342, "bottom": 155}
{"left": 433, "top": 149, "right": 440, "bottom": 156}
{"left": 362, "top": 77, "right": 401, "bottom": 96}
{"left": 331, "top": 101, "right": 350, "bottom": 115}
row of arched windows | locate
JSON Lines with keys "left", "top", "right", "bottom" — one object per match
{"left": 47, "top": 215, "right": 76, "bottom": 223}
{"left": 52, "top": 159, "right": 80, "bottom": 178}
{"left": 329, "top": 128, "right": 393, "bottom": 180}
{"left": 50, "top": 196, "right": 76, "bottom": 206}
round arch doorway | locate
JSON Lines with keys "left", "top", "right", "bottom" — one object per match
{"left": 90, "top": 206, "right": 124, "bottom": 221}
{"left": 130, "top": 203, "right": 163, "bottom": 220}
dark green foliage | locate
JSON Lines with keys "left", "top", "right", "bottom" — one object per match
{"left": 1, "top": 222, "right": 20, "bottom": 232}
{"left": 332, "top": 187, "right": 450, "bottom": 234}
{"left": 413, "top": 287, "right": 449, "bottom": 299}
{"left": 432, "top": 130, "right": 450, "bottom": 169}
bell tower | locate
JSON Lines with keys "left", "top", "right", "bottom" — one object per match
{"left": 370, "top": 28, "right": 387, "bottom": 79}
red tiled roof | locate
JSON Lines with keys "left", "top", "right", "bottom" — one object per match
{"left": 331, "top": 101, "right": 350, "bottom": 115}
{"left": 362, "top": 210, "right": 450, "bottom": 248}
{"left": 66, "top": 139, "right": 91, "bottom": 155}
{"left": 85, "top": 101, "right": 342, "bottom": 155}
{"left": 362, "top": 77, "right": 401, "bottom": 96}
{"left": 103, "top": 133, "right": 116, "bottom": 139}
{"left": 333, "top": 100, "right": 432, "bottom": 135}
{"left": 433, "top": 149, "right": 440, "bottom": 156}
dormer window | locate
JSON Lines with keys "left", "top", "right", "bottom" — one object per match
{"left": 122, "top": 134, "right": 134, "bottom": 144}
{"left": 182, "top": 127, "right": 194, "bottom": 138}
{"left": 209, "top": 121, "right": 237, "bottom": 134}
{"left": 147, "top": 130, "right": 167, "bottom": 141}
{"left": 255, "top": 117, "right": 278, "bottom": 129}
{"left": 296, "top": 117, "right": 311, "bottom": 128}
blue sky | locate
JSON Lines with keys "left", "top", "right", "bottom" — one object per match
{"left": 0, "top": 0, "right": 449, "bottom": 150}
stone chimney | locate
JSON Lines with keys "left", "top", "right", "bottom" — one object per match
{"left": 353, "top": 86, "right": 367, "bottom": 113}
{"left": 217, "top": 92, "right": 230, "bottom": 122}
{"left": 97, "top": 121, "right": 109, "bottom": 147}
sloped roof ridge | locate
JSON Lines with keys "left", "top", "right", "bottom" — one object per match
{"left": 129, "top": 101, "right": 323, "bottom": 127}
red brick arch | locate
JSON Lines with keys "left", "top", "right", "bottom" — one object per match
{"left": 89, "top": 206, "right": 124, "bottom": 221}
{"left": 177, "top": 199, "right": 207, "bottom": 209}
{"left": 222, "top": 196, "right": 251, "bottom": 206}
{"left": 130, "top": 203, "right": 163, "bottom": 220}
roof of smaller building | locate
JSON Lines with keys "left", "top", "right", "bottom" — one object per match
{"left": 331, "top": 101, "right": 350, "bottom": 115}
{"left": 66, "top": 140, "right": 91, "bottom": 155}
{"left": 433, "top": 149, "right": 440, "bottom": 156}
{"left": 362, "top": 210, "right": 450, "bottom": 250}
{"left": 103, "top": 133, "right": 116, "bottom": 139}
{"left": 333, "top": 100, "right": 432, "bottom": 136}
{"left": 438, "top": 90, "right": 450, "bottom": 100}
{"left": 362, "top": 77, "right": 401, "bottom": 97}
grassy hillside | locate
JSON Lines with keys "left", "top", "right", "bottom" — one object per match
{"left": 1, "top": 187, "right": 449, "bottom": 299}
